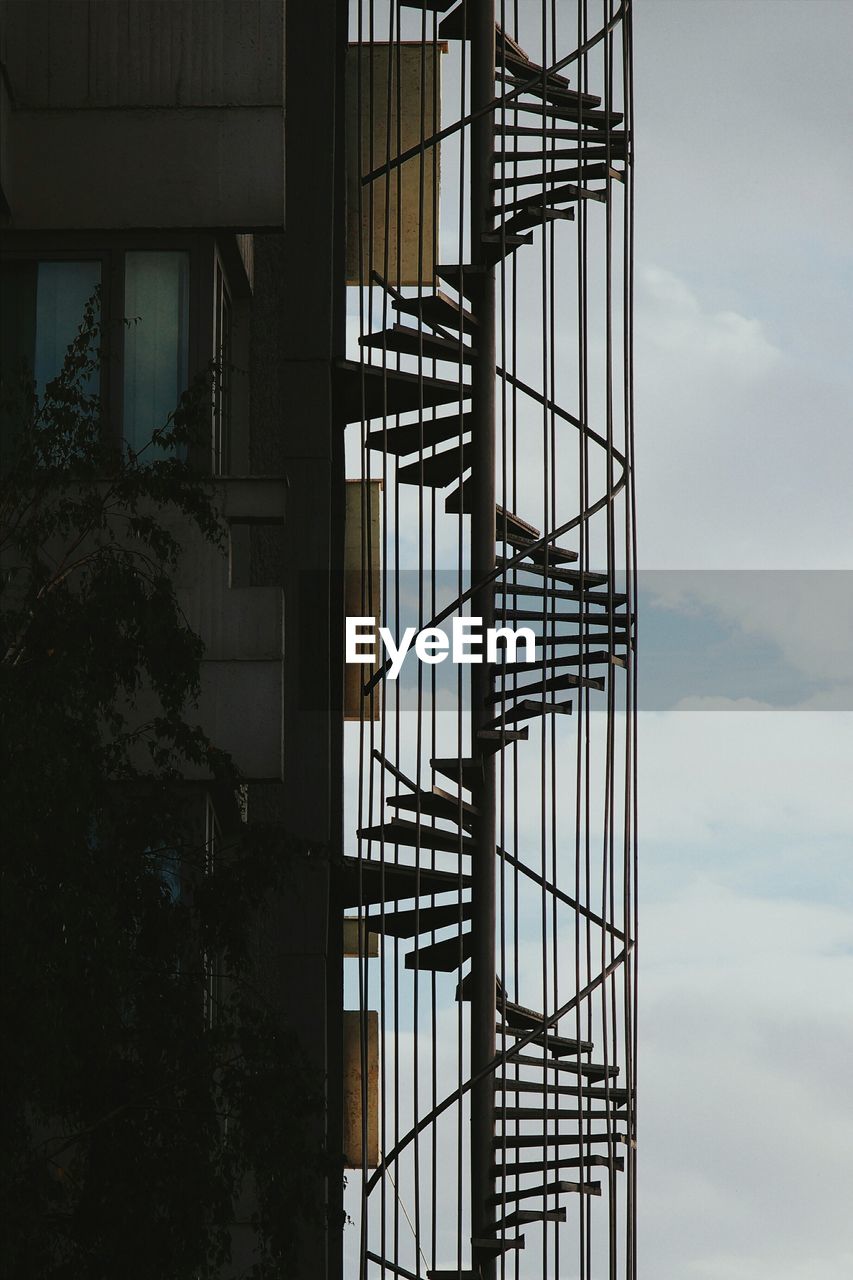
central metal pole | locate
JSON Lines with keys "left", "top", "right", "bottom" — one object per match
{"left": 469, "top": 0, "right": 497, "bottom": 1269}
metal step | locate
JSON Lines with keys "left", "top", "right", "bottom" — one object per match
{"left": 387, "top": 785, "right": 478, "bottom": 827}
{"left": 501, "top": 531, "right": 578, "bottom": 565}
{"left": 495, "top": 1152, "right": 624, "bottom": 1178}
{"left": 394, "top": 289, "right": 479, "bottom": 335}
{"left": 357, "top": 818, "right": 475, "bottom": 856}
{"left": 496, "top": 1023, "right": 593, "bottom": 1056}
{"left": 337, "top": 358, "right": 468, "bottom": 422}
{"left": 498, "top": 206, "right": 575, "bottom": 237}
{"left": 492, "top": 162, "right": 616, "bottom": 190}
{"left": 405, "top": 928, "right": 473, "bottom": 972}
{"left": 494, "top": 182, "right": 608, "bottom": 220}
{"left": 477, "top": 726, "right": 529, "bottom": 751}
{"left": 496, "top": 1077, "right": 630, "bottom": 1106}
{"left": 397, "top": 441, "right": 474, "bottom": 488}
{"left": 489, "top": 1179, "right": 601, "bottom": 1204}
{"left": 510, "top": 99, "right": 624, "bottom": 129}
{"left": 498, "top": 580, "right": 629, "bottom": 607}
{"left": 486, "top": 697, "right": 573, "bottom": 728}
{"left": 365, "top": 413, "right": 471, "bottom": 457}
{"left": 489, "top": 665, "right": 607, "bottom": 696}
{"left": 496, "top": 555, "right": 609, "bottom": 588}
{"left": 497, "top": 1106, "right": 626, "bottom": 1123}
{"left": 400, "top": 0, "right": 457, "bottom": 12}
{"left": 496, "top": 123, "right": 630, "bottom": 145}
{"left": 488, "top": 670, "right": 606, "bottom": 703}
{"left": 486, "top": 1207, "right": 566, "bottom": 1232}
{"left": 495, "top": 144, "right": 626, "bottom": 163}
{"left": 365, "top": 899, "right": 472, "bottom": 940}
{"left": 431, "top": 756, "right": 483, "bottom": 791}
{"left": 480, "top": 229, "right": 534, "bottom": 264}
{"left": 435, "top": 261, "right": 487, "bottom": 302}
{"left": 341, "top": 856, "right": 471, "bottom": 907}
{"left": 496, "top": 650, "right": 626, "bottom": 676}
{"left": 509, "top": 1052, "right": 619, "bottom": 1082}
{"left": 360, "top": 324, "right": 476, "bottom": 364}
{"left": 496, "top": 607, "right": 630, "bottom": 626}
{"left": 495, "top": 1132, "right": 634, "bottom": 1150}
{"left": 496, "top": 66, "right": 599, "bottom": 107}
{"left": 471, "top": 1235, "right": 525, "bottom": 1256}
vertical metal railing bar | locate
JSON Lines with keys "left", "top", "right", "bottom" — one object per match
{"left": 598, "top": 1, "right": 618, "bottom": 1273}
{"left": 470, "top": 0, "right": 499, "bottom": 1267}
{"left": 547, "top": 6, "right": 562, "bottom": 1277}
{"left": 353, "top": 7, "right": 370, "bottom": 1274}
{"left": 622, "top": 6, "right": 638, "bottom": 1276}
{"left": 411, "top": 8, "right": 431, "bottom": 1269}
{"left": 576, "top": 4, "right": 593, "bottom": 1276}
{"left": 392, "top": 14, "right": 404, "bottom": 1269}
{"left": 496, "top": 4, "right": 510, "bottom": 1274}
{"left": 457, "top": 12, "right": 468, "bottom": 1275}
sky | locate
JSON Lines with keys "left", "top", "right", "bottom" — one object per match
{"left": 633, "top": 3, "right": 853, "bottom": 1276}
{"left": 343, "top": 2, "right": 853, "bottom": 1276}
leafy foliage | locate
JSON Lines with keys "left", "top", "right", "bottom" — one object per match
{"left": 0, "top": 300, "right": 326, "bottom": 1278}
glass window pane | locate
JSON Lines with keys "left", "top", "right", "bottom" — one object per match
{"left": 123, "top": 251, "right": 190, "bottom": 458}
{"left": 0, "top": 259, "right": 101, "bottom": 396}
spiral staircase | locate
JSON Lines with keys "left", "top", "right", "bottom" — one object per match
{"left": 341, "top": 3, "right": 636, "bottom": 1277}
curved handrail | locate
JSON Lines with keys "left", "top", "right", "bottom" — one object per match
{"left": 360, "top": 1, "right": 630, "bottom": 186}
{"left": 366, "top": 943, "right": 632, "bottom": 1195}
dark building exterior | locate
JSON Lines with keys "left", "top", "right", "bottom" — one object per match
{"left": 1, "top": 2, "right": 347, "bottom": 1276}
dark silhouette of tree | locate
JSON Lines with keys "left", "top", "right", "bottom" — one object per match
{"left": 0, "top": 300, "right": 324, "bottom": 1279}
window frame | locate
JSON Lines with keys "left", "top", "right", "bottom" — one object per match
{"left": 0, "top": 231, "right": 233, "bottom": 472}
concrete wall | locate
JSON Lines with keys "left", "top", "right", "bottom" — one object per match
{"left": 0, "top": 0, "right": 285, "bottom": 228}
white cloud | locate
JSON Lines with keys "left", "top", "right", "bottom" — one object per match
{"left": 639, "top": 265, "right": 781, "bottom": 379}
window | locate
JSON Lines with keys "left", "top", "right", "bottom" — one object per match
{"left": 123, "top": 251, "right": 190, "bottom": 459}
{"left": 1, "top": 236, "right": 245, "bottom": 471}
{"left": 0, "top": 258, "right": 102, "bottom": 397}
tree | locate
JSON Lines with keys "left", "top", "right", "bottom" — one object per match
{"left": 0, "top": 299, "right": 326, "bottom": 1278}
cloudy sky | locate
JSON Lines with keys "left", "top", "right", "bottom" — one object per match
{"left": 633, "top": 3, "right": 852, "bottom": 1276}
{"left": 343, "top": 2, "right": 853, "bottom": 1276}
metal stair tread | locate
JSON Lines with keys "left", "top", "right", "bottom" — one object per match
{"left": 357, "top": 818, "right": 475, "bottom": 856}
{"left": 496, "top": 1132, "right": 634, "bottom": 1150}
{"left": 365, "top": 413, "right": 472, "bottom": 457}
{"left": 394, "top": 289, "right": 480, "bottom": 334}
{"left": 337, "top": 358, "right": 468, "bottom": 421}
{"left": 387, "top": 786, "right": 478, "bottom": 827}
{"left": 397, "top": 441, "right": 474, "bottom": 488}
{"left": 342, "top": 856, "right": 471, "bottom": 906}
{"left": 495, "top": 555, "right": 609, "bottom": 588}
{"left": 496, "top": 1022, "right": 593, "bottom": 1056}
{"left": 431, "top": 756, "right": 483, "bottom": 790}
{"left": 495, "top": 1152, "right": 624, "bottom": 1177}
{"left": 360, "top": 324, "right": 476, "bottom": 364}
{"left": 496, "top": 1077, "right": 630, "bottom": 1105}
{"left": 509, "top": 1051, "right": 619, "bottom": 1081}
{"left": 405, "top": 928, "right": 473, "bottom": 972}
{"left": 486, "top": 1207, "right": 566, "bottom": 1232}
{"left": 486, "top": 698, "right": 573, "bottom": 728}
{"left": 501, "top": 531, "right": 578, "bottom": 564}
{"left": 364, "top": 899, "right": 472, "bottom": 939}
{"left": 484, "top": 670, "right": 604, "bottom": 701}
{"left": 489, "top": 1178, "right": 601, "bottom": 1204}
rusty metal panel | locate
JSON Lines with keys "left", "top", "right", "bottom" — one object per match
{"left": 344, "top": 479, "right": 381, "bottom": 722}
{"left": 346, "top": 43, "right": 445, "bottom": 286}
{"left": 342, "top": 919, "right": 379, "bottom": 959}
{"left": 343, "top": 1010, "right": 379, "bottom": 1170}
